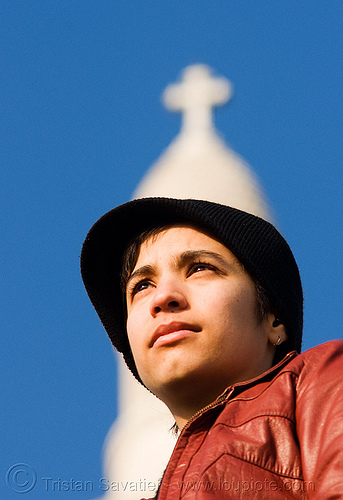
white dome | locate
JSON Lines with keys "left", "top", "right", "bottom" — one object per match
{"left": 134, "top": 64, "right": 271, "bottom": 221}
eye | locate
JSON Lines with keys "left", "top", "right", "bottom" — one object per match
{"left": 188, "top": 261, "right": 216, "bottom": 276}
{"left": 128, "top": 280, "right": 153, "bottom": 299}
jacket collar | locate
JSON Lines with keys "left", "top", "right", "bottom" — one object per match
{"left": 218, "top": 350, "right": 298, "bottom": 402}
{"left": 183, "top": 350, "right": 298, "bottom": 432}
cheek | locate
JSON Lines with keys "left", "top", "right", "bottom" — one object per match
{"left": 205, "top": 286, "right": 257, "bottom": 325}
{"left": 126, "top": 308, "right": 150, "bottom": 363}
{"left": 126, "top": 314, "right": 153, "bottom": 385}
{"left": 126, "top": 314, "right": 140, "bottom": 355}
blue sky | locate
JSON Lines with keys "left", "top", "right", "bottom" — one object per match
{"left": 1, "top": 2, "right": 342, "bottom": 499}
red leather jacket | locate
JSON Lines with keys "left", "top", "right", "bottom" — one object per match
{"left": 146, "top": 340, "right": 343, "bottom": 499}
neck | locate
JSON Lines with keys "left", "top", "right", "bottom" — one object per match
{"left": 172, "top": 405, "right": 210, "bottom": 431}
{"left": 160, "top": 383, "right": 227, "bottom": 431}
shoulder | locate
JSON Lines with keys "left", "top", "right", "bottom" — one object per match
{"left": 286, "top": 339, "right": 343, "bottom": 373}
{"left": 284, "top": 340, "right": 343, "bottom": 397}
{"left": 300, "top": 339, "right": 343, "bottom": 358}
{"left": 291, "top": 341, "right": 343, "bottom": 494}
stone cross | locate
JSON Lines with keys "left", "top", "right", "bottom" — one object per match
{"left": 163, "top": 64, "right": 232, "bottom": 133}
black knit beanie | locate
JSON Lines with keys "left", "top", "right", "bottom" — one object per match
{"left": 81, "top": 197, "right": 303, "bottom": 384}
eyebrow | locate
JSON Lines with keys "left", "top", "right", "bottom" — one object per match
{"left": 126, "top": 264, "right": 156, "bottom": 292}
{"left": 177, "top": 249, "right": 233, "bottom": 270}
{"left": 126, "top": 249, "right": 235, "bottom": 292}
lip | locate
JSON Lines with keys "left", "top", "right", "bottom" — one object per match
{"left": 150, "top": 321, "right": 200, "bottom": 348}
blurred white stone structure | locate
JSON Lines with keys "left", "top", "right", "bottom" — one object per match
{"left": 133, "top": 64, "right": 270, "bottom": 219}
{"left": 101, "top": 64, "right": 271, "bottom": 500}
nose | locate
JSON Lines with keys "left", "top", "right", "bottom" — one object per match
{"left": 149, "top": 278, "right": 188, "bottom": 316}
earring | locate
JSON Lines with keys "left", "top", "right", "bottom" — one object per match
{"left": 272, "top": 336, "right": 282, "bottom": 347}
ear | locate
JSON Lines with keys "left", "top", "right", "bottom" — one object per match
{"left": 267, "top": 314, "right": 288, "bottom": 347}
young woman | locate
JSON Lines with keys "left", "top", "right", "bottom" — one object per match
{"left": 81, "top": 197, "right": 343, "bottom": 499}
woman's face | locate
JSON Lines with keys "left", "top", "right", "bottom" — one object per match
{"left": 125, "top": 225, "right": 276, "bottom": 407}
